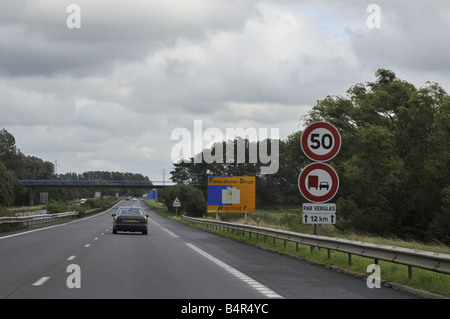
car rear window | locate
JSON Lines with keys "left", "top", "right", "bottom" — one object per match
{"left": 118, "top": 209, "right": 145, "bottom": 216}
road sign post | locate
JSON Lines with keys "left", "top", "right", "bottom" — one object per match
{"left": 299, "top": 122, "right": 341, "bottom": 226}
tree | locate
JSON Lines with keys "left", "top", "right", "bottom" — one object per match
{"left": 0, "top": 129, "right": 21, "bottom": 174}
{"left": 160, "top": 185, "right": 207, "bottom": 217}
{"left": 169, "top": 137, "right": 294, "bottom": 208}
{"left": 0, "top": 162, "right": 14, "bottom": 207}
{"left": 305, "top": 69, "right": 450, "bottom": 241}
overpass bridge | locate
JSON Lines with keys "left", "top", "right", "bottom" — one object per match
{"left": 19, "top": 180, "right": 176, "bottom": 206}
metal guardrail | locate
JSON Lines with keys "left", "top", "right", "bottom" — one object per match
{"left": 182, "top": 216, "right": 450, "bottom": 278}
{"left": 0, "top": 199, "right": 122, "bottom": 228}
{"left": 0, "top": 212, "right": 78, "bottom": 227}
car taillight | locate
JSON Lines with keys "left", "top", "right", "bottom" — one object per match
{"left": 140, "top": 219, "right": 146, "bottom": 224}
{"left": 116, "top": 218, "right": 122, "bottom": 223}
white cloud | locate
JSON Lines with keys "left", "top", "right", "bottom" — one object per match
{"left": 1, "top": 0, "right": 449, "bottom": 181}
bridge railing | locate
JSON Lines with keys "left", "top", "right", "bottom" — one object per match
{"left": 19, "top": 179, "right": 155, "bottom": 186}
{"left": 18, "top": 179, "right": 177, "bottom": 188}
{"left": 182, "top": 215, "right": 450, "bottom": 279}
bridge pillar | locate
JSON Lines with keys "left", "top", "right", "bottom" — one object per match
{"left": 29, "top": 188, "right": 35, "bottom": 206}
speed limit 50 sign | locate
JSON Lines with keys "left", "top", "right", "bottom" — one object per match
{"left": 301, "top": 122, "right": 341, "bottom": 162}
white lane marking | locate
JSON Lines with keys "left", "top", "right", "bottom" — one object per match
{"left": 67, "top": 255, "right": 76, "bottom": 261}
{"left": 84, "top": 244, "right": 90, "bottom": 248}
{"left": 32, "top": 277, "right": 50, "bottom": 286}
{"left": 0, "top": 201, "right": 122, "bottom": 241}
{"left": 186, "top": 243, "right": 282, "bottom": 298}
{"left": 147, "top": 217, "right": 179, "bottom": 238}
{"left": 0, "top": 224, "right": 64, "bottom": 240}
{"left": 160, "top": 227, "right": 179, "bottom": 238}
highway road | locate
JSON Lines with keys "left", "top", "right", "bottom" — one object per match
{"left": 0, "top": 199, "right": 420, "bottom": 301}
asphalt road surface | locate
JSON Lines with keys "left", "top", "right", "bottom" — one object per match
{"left": 0, "top": 199, "right": 420, "bottom": 300}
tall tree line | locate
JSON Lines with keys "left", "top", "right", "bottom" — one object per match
{"left": 170, "top": 69, "right": 450, "bottom": 243}
{"left": 0, "top": 129, "right": 55, "bottom": 206}
{"left": 0, "top": 128, "right": 151, "bottom": 206}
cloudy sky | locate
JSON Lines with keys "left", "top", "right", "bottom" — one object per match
{"left": 1, "top": 0, "right": 449, "bottom": 182}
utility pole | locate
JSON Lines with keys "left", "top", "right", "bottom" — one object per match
{"left": 161, "top": 169, "right": 166, "bottom": 185}
{"left": 54, "top": 160, "right": 60, "bottom": 175}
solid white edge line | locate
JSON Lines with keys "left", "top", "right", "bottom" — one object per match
{"left": 185, "top": 243, "right": 282, "bottom": 299}
{"left": 0, "top": 201, "right": 122, "bottom": 241}
{"left": 147, "top": 217, "right": 179, "bottom": 238}
{"left": 160, "top": 227, "right": 179, "bottom": 238}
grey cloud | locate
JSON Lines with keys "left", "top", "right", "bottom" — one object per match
{"left": 0, "top": 0, "right": 261, "bottom": 77}
{"left": 1, "top": 0, "right": 449, "bottom": 179}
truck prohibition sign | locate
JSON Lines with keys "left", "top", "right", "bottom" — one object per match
{"left": 298, "top": 162, "right": 339, "bottom": 203}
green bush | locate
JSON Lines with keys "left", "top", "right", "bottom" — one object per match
{"left": 46, "top": 200, "right": 72, "bottom": 214}
{"left": 77, "top": 197, "right": 116, "bottom": 216}
{"left": 160, "top": 185, "right": 206, "bottom": 217}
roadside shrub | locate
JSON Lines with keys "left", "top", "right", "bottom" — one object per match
{"left": 46, "top": 200, "right": 72, "bottom": 214}
{"left": 161, "top": 185, "right": 207, "bottom": 217}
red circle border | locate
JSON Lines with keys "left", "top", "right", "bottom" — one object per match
{"left": 301, "top": 122, "right": 341, "bottom": 162}
{"left": 298, "top": 163, "right": 339, "bottom": 203}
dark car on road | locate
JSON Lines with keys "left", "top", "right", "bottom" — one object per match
{"left": 112, "top": 207, "right": 148, "bottom": 235}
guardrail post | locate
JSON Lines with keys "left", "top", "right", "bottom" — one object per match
{"left": 408, "top": 266, "right": 413, "bottom": 279}
{"left": 348, "top": 253, "right": 352, "bottom": 266}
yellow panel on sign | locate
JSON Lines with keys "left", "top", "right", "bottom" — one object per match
{"left": 207, "top": 176, "right": 255, "bottom": 213}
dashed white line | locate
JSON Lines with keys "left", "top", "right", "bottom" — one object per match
{"left": 67, "top": 255, "right": 76, "bottom": 261}
{"left": 84, "top": 244, "right": 90, "bottom": 248}
{"left": 160, "top": 227, "right": 179, "bottom": 238}
{"left": 148, "top": 217, "right": 179, "bottom": 238}
{"left": 186, "top": 243, "right": 282, "bottom": 298}
{"left": 32, "top": 277, "right": 50, "bottom": 286}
